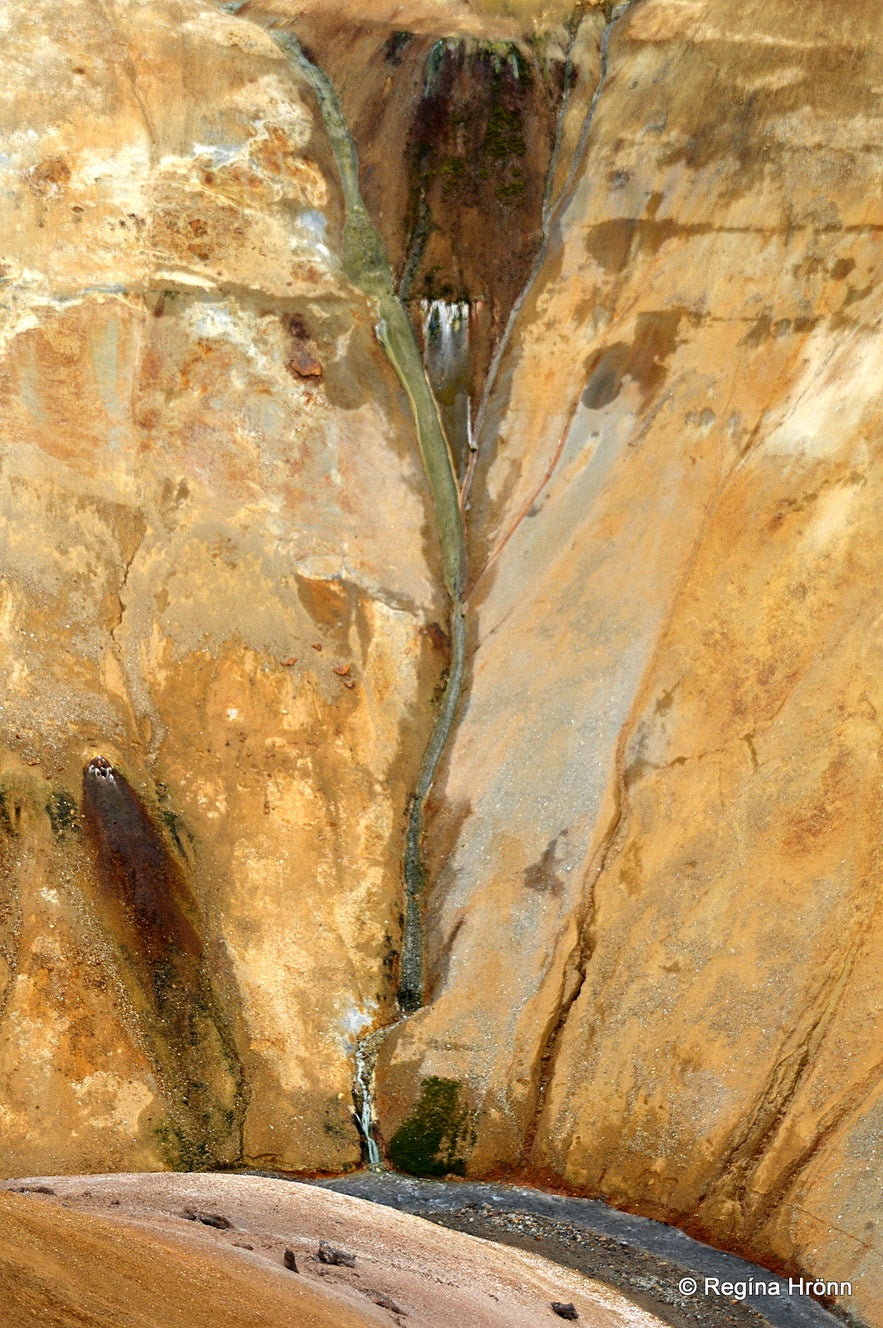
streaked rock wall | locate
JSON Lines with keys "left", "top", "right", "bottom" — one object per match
{"left": 375, "top": 1, "right": 883, "bottom": 1321}
{"left": 1, "top": 0, "right": 880, "bottom": 1322}
{"left": 0, "top": 0, "right": 445, "bottom": 1173}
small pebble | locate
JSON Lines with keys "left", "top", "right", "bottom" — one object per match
{"left": 317, "top": 1239, "right": 356, "bottom": 1267}
{"left": 366, "top": 1289, "right": 402, "bottom": 1312}
{"left": 182, "top": 1209, "right": 233, "bottom": 1230}
{"left": 551, "top": 1303, "right": 579, "bottom": 1321}
{"left": 283, "top": 1249, "right": 299, "bottom": 1273}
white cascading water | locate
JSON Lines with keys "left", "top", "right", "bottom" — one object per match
{"left": 420, "top": 299, "right": 470, "bottom": 368}
{"left": 353, "top": 1031, "right": 385, "bottom": 1168}
{"left": 420, "top": 300, "right": 473, "bottom": 477}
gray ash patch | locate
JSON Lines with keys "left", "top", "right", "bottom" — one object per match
{"left": 310, "top": 1175, "right": 854, "bottom": 1328}
{"left": 423, "top": 1205, "right": 768, "bottom": 1328}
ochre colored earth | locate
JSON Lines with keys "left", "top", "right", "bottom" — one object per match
{"left": 0, "top": 0, "right": 880, "bottom": 1325}
{"left": 0, "top": 1176, "right": 663, "bottom": 1328}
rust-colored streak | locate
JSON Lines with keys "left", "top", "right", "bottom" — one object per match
{"left": 81, "top": 757, "right": 201, "bottom": 968}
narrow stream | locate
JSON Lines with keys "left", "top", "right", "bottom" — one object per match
{"left": 225, "top": 0, "right": 646, "bottom": 1168}
{"left": 248, "top": 28, "right": 470, "bottom": 1160}
{"left": 352, "top": 1034, "right": 383, "bottom": 1169}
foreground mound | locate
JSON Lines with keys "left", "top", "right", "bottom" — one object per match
{"left": 0, "top": 1173, "right": 662, "bottom": 1328}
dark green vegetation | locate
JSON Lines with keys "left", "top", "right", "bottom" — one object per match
{"left": 387, "top": 1076, "right": 474, "bottom": 1176}
{"left": 403, "top": 41, "right": 535, "bottom": 303}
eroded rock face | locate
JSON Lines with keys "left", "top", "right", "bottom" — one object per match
{"left": 0, "top": 0, "right": 445, "bottom": 1172}
{"left": 2, "top": 0, "right": 881, "bottom": 1323}
{"left": 255, "top": 2, "right": 577, "bottom": 477}
{"left": 375, "top": 0, "right": 883, "bottom": 1321}
{"left": 243, "top": 0, "right": 590, "bottom": 42}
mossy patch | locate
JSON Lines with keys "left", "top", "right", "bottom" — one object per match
{"left": 46, "top": 790, "right": 80, "bottom": 839}
{"left": 402, "top": 37, "right": 537, "bottom": 301}
{"left": 0, "top": 789, "right": 18, "bottom": 837}
{"left": 483, "top": 96, "right": 527, "bottom": 162}
{"left": 387, "top": 1076, "right": 474, "bottom": 1176}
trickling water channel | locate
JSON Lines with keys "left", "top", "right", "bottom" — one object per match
{"left": 247, "top": 28, "right": 470, "bottom": 1157}
{"left": 352, "top": 1033, "right": 383, "bottom": 1169}
{"left": 220, "top": 0, "right": 643, "bottom": 1170}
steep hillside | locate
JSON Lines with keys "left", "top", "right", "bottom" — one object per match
{"left": 0, "top": 0, "right": 447, "bottom": 1174}
{"left": 0, "top": 1, "right": 880, "bottom": 1324}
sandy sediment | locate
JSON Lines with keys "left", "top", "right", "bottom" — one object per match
{"left": 0, "top": 1173, "right": 664, "bottom": 1328}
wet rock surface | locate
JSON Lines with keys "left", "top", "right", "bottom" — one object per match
{"left": 316, "top": 1175, "right": 851, "bottom": 1328}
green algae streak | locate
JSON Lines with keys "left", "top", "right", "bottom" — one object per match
{"left": 274, "top": 34, "right": 467, "bottom": 1012}
{"left": 387, "top": 1076, "right": 473, "bottom": 1176}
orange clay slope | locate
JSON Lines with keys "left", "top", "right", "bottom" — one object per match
{"left": 0, "top": 1174, "right": 665, "bottom": 1328}
{"left": 0, "top": 1189, "right": 390, "bottom": 1328}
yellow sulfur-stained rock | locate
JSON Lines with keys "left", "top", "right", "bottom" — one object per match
{"left": 2, "top": 0, "right": 882, "bottom": 1321}
{"left": 0, "top": 0, "right": 445, "bottom": 1174}
{"left": 240, "top": 0, "right": 596, "bottom": 42}
{"left": 375, "top": 1, "right": 883, "bottom": 1323}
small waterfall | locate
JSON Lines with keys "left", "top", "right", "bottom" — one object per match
{"left": 352, "top": 1029, "right": 387, "bottom": 1168}
{"left": 420, "top": 300, "right": 473, "bottom": 480}
{"left": 421, "top": 299, "right": 470, "bottom": 362}
{"left": 350, "top": 1035, "right": 379, "bottom": 1163}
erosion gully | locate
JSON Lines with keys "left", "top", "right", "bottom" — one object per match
{"left": 215, "top": 3, "right": 469, "bottom": 1157}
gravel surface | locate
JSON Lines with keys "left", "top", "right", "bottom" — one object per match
{"left": 312, "top": 1174, "right": 854, "bottom": 1328}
